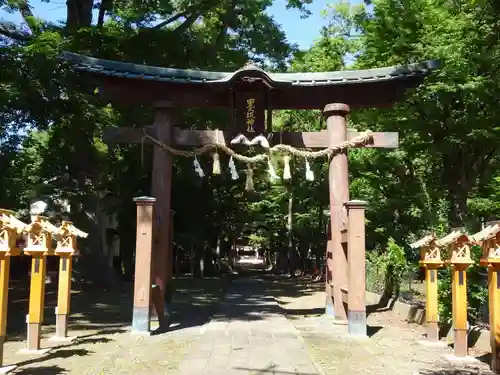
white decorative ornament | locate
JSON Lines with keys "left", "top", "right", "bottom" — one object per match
{"left": 193, "top": 157, "right": 205, "bottom": 177}
{"left": 305, "top": 159, "right": 314, "bottom": 181}
{"left": 228, "top": 156, "right": 239, "bottom": 180}
{"left": 283, "top": 155, "right": 292, "bottom": 180}
{"left": 248, "top": 135, "right": 270, "bottom": 149}
{"left": 230, "top": 134, "right": 270, "bottom": 149}
{"left": 267, "top": 158, "right": 280, "bottom": 182}
{"left": 230, "top": 134, "right": 251, "bottom": 146}
{"left": 30, "top": 201, "right": 48, "bottom": 215}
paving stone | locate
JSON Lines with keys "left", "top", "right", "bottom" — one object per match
{"left": 174, "top": 277, "right": 320, "bottom": 375}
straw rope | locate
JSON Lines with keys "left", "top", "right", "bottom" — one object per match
{"left": 141, "top": 130, "right": 374, "bottom": 164}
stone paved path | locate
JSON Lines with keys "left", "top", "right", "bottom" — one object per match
{"left": 176, "top": 276, "right": 320, "bottom": 375}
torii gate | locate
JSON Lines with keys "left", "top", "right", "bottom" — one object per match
{"left": 62, "top": 52, "right": 439, "bottom": 332}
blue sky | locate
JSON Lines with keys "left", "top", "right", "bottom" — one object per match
{"left": 0, "top": 0, "right": 363, "bottom": 50}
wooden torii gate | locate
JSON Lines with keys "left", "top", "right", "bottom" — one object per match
{"left": 62, "top": 52, "right": 439, "bottom": 332}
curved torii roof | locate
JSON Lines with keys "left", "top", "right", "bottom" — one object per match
{"left": 61, "top": 52, "right": 440, "bottom": 109}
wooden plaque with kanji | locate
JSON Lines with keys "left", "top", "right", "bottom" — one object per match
{"left": 234, "top": 91, "right": 266, "bottom": 133}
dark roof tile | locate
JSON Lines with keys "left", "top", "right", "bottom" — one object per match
{"left": 60, "top": 52, "right": 440, "bottom": 87}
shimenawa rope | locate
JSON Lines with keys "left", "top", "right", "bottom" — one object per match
{"left": 140, "top": 130, "right": 374, "bottom": 165}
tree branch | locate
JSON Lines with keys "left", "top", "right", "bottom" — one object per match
{"left": 97, "top": 0, "right": 112, "bottom": 28}
{"left": 214, "top": 10, "right": 230, "bottom": 47}
{"left": 173, "top": 11, "right": 202, "bottom": 34}
{"left": 17, "top": 0, "right": 35, "bottom": 24}
{"left": 152, "top": 10, "right": 190, "bottom": 29}
{"left": 153, "top": 0, "right": 218, "bottom": 30}
{"left": 0, "top": 22, "right": 32, "bottom": 41}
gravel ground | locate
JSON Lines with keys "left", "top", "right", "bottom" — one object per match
{"left": 3, "top": 272, "right": 495, "bottom": 375}
{"left": 272, "top": 277, "right": 495, "bottom": 375}
{"left": 3, "top": 276, "right": 229, "bottom": 374}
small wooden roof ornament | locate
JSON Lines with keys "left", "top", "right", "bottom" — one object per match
{"left": 55, "top": 221, "right": 88, "bottom": 255}
{"left": 0, "top": 209, "right": 28, "bottom": 256}
{"left": 24, "top": 215, "right": 59, "bottom": 255}
{"left": 472, "top": 224, "right": 500, "bottom": 265}
{"left": 410, "top": 233, "right": 443, "bottom": 267}
{"left": 436, "top": 230, "right": 473, "bottom": 265}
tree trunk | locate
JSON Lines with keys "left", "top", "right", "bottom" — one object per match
{"left": 66, "top": 0, "right": 94, "bottom": 31}
{"left": 190, "top": 242, "right": 195, "bottom": 277}
{"left": 119, "top": 210, "right": 135, "bottom": 281}
{"left": 447, "top": 186, "right": 469, "bottom": 228}
{"left": 287, "top": 182, "right": 295, "bottom": 275}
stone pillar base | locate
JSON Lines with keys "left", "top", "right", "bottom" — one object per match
{"left": 348, "top": 310, "right": 367, "bottom": 337}
{"left": 27, "top": 322, "right": 41, "bottom": 351}
{"left": 325, "top": 302, "right": 334, "bottom": 317}
{"left": 132, "top": 306, "right": 150, "bottom": 333}
{"left": 453, "top": 328, "right": 468, "bottom": 357}
{"left": 426, "top": 321, "right": 439, "bottom": 342}
{"left": 55, "top": 314, "right": 68, "bottom": 338}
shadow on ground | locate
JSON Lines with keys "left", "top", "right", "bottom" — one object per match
{"left": 201, "top": 266, "right": 326, "bottom": 324}
{"left": 16, "top": 348, "right": 92, "bottom": 368}
{"left": 419, "top": 369, "right": 488, "bottom": 375}
{"left": 8, "top": 328, "right": 125, "bottom": 372}
{"left": 6, "top": 262, "right": 331, "bottom": 346}
{"left": 233, "top": 365, "right": 317, "bottom": 375}
{"left": 366, "top": 297, "right": 398, "bottom": 316}
{"left": 367, "top": 325, "right": 383, "bottom": 337}
{"left": 6, "top": 273, "right": 234, "bottom": 342}
{"left": 6, "top": 275, "right": 233, "bottom": 373}
{"left": 6, "top": 279, "right": 133, "bottom": 342}
{"left": 13, "top": 365, "right": 67, "bottom": 375}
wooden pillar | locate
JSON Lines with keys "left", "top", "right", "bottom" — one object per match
{"left": 451, "top": 264, "right": 469, "bottom": 357}
{"left": 132, "top": 196, "right": 155, "bottom": 334}
{"left": 27, "top": 254, "right": 47, "bottom": 350}
{"left": 166, "top": 210, "right": 174, "bottom": 305}
{"left": 151, "top": 102, "right": 174, "bottom": 322}
{"left": 488, "top": 264, "right": 500, "bottom": 372}
{"left": 324, "top": 211, "right": 333, "bottom": 313}
{"left": 0, "top": 210, "right": 24, "bottom": 370}
{"left": 344, "top": 200, "right": 367, "bottom": 336}
{"left": 55, "top": 255, "right": 72, "bottom": 338}
{"left": 0, "top": 255, "right": 10, "bottom": 364}
{"left": 424, "top": 266, "right": 440, "bottom": 342}
{"left": 323, "top": 103, "right": 350, "bottom": 321}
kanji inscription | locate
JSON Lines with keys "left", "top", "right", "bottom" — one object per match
{"left": 234, "top": 91, "right": 265, "bottom": 133}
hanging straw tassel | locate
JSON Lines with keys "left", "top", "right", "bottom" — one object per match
{"left": 212, "top": 129, "right": 222, "bottom": 175}
{"left": 193, "top": 156, "right": 205, "bottom": 177}
{"left": 267, "top": 157, "right": 280, "bottom": 182}
{"left": 245, "top": 164, "right": 254, "bottom": 191}
{"left": 283, "top": 155, "right": 291, "bottom": 180}
{"left": 229, "top": 156, "right": 239, "bottom": 180}
{"left": 212, "top": 151, "right": 221, "bottom": 175}
{"left": 305, "top": 158, "right": 314, "bottom": 181}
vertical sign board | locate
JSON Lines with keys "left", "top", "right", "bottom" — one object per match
{"left": 234, "top": 90, "right": 266, "bottom": 133}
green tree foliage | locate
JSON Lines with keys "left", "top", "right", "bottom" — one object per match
{"left": 344, "top": 0, "right": 500, "bottom": 323}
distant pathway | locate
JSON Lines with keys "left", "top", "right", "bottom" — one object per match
{"left": 176, "top": 276, "right": 320, "bottom": 375}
